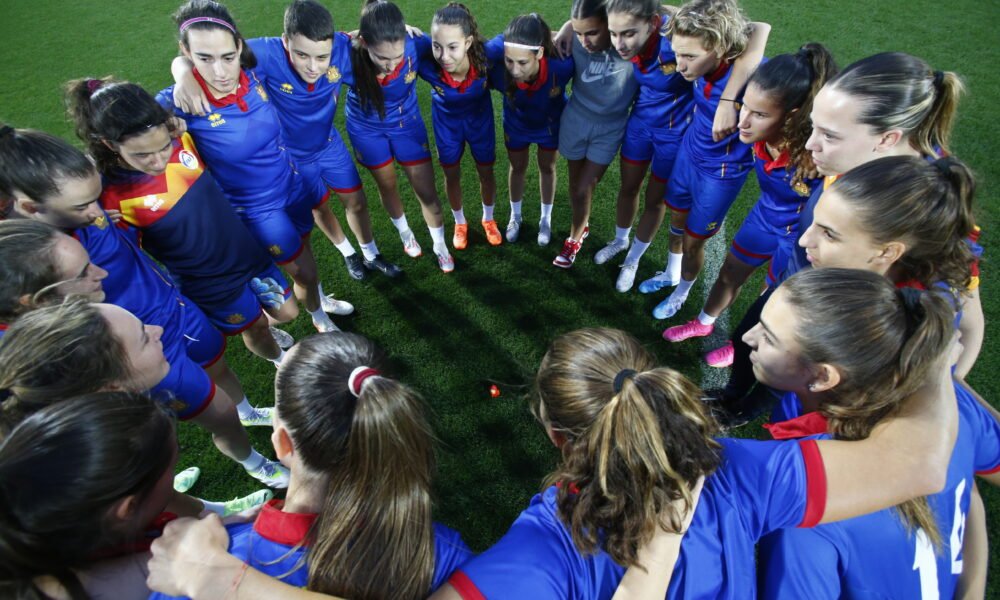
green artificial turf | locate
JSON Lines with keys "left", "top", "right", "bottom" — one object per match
{"left": 1, "top": 0, "right": 997, "bottom": 594}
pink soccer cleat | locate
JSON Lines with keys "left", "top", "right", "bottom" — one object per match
{"left": 662, "top": 319, "right": 714, "bottom": 342}
{"left": 704, "top": 341, "right": 735, "bottom": 368}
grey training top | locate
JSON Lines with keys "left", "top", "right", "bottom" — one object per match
{"left": 566, "top": 36, "right": 639, "bottom": 121}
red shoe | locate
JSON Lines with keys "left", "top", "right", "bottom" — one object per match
{"left": 453, "top": 223, "right": 468, "bottom": 250}
{"left": 482, "top": 220, "right": 502, "bottom": 246}
{"left": 553, "top": 238, "right": 583, "bottom": 268}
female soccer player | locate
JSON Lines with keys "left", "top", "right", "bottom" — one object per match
{"left": 713, "top": 52, "right": 973, "bottom": 420}
{"left": 491, "top": 13, "right": 574, "bottom": 246}
{"left": 0, "top": 392, "right": 179, "bottom": 599}
{"left": 0, "top": 220, "right": 107, "bottom": 332}
{"left": 660, "top": 44, "right": 835, "bottom": 366}
{"left": 160, "top": 0, "right": 343, "bottom": 329}
{"left": 744, "top": 269, "right": 999, "bottom": 599}
{"left": 595, "top": 0, "right": 770, "bottom": 293}
{"left": 430, "top": 317, "right": 958, "bottom": 599}
{"left": 170, "top": 0, "right": 403, "bottom": 280}
{"left": 0, "top": 125, "right": 286, "bottom": 486}
{"left": 417, "top": 3, "right": 502, "bottom": 250}
{"left": 66, "top": 77, "right": 302, "bottom": 365}
{"left": 150, "top": 332, "right": 472, "bottom": 600}
{"left": 346, "top": 0, "right": 455, "bottom": 272}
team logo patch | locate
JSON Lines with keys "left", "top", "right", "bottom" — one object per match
{"left": 792, "top": 181, "right": 811, "bottom": 197}
{"left": 208, "top": 113, "right": 226, "bottom": 127}
{"left": 144, "top": 194, "right": 165, "bottom": 211}
{"left": 280, "top": 82, "right": 294, "bottom": 94}
{"left": 404, "top": 70, "right": 416, "bottom": 84}
{"left": 660, "top": 62, "right": 677, "bottom": 75}
{"left": 327, "top": 66, "right": 341, "bottom": 82}
{"left": 434, "top": 85, "right": 445, "bottom": 96}
{"left": 257, "top": 86, "right": 269, "bottom": 102}
{"left": 169, "top": 399, "right": 188, "bottom": 414}
{"left": 549, "top": 86, "right": 561, "bottom": 97}
{"left": 269, "top": 244, "right": 282, "bottom": 256}
{"left": 706, "top": 221, "right": 718, "bottom": 231}
{"left": 225, "top": 313, "right": 245, "bottom": 325}
{"left": 178, "top": 150, "right": 199, "bottom": 170}
{"left": 93, "top": 215, "right": 108, "bottom": 229}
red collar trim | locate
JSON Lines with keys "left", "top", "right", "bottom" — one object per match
{"left": 754, "top": 141, "right": 791, "bottom": 174}
{"left": 763, "top": 411, "right": 829, "bottom": 439}
{"left": 440, "top": 62, "right": 478, "bottom": 93}
{"left": 701, "top": 60, "right": 731, "bottom": 99}
{"left": 895, "top": 279, "right": 927, "bottom": 291}
{"left": 253, "top": 499, "right": 317, "bottom": 546}
{"left": 515, "top": 57, "right": 548, "bottom": 93}
{"left": 629, "top": 20, "right": 661, "bottom": 72}
{"left": 193, "top": 69, "right": 250, "bottom": 112}
{"left": 377, "top": 56, "right": 408, "bottom": 87}
{"left": 822, "top": 174, "right": 840, "bottom": 190}
{"left": 283, "top": 50, "right": 316, "bottom": 92}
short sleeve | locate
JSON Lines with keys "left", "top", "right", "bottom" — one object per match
{"left": 155, "top": 86, "right": 180, "bottom": 115}
{"left": 333, "top": 32, "right": 355, "bottom": 88}
{"left": 431, "top": 522, "right": 474, "bottom": 591}
{"left": 958, "top": 384, "right": 1000, "bottom": 474}
{"left": 758, "top": 529, "right": 842, "bottom": 600}
{"left": 246, "top": 37, "right": 274, "bottom": 79}
{"left": 484, "top": 34, "right": 505, "bottom": 64}
{"left": 413, "top": 32, "right": 432, "bottom": 59}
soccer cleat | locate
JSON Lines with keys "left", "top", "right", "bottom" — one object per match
{"left": 172, "top": 466, "right": 201, "bottom": 493}
{"left": 652, "top": 291, "right": 690, "bottom": 320}
{"left": 269, "top": 327, "right": 294, "bottom": 350}
{"left": 436, "top": 250, "right": 455, "bottom": 273}
{"left": 363, "top": 254, "right": 402, "bottom": 278}
{"left": 537, "top": 220, "right": 552, "bottom": 246}
{"left": 615, "top": 263, "right": 638, "bottom": 293}
{"left": 594, "top": 238, "right": 628, "bottom": 265}
{"left": 239, "top": 405, "right": 274, "bottom": 427}
{"left": 482, "top": 220, "right": 503, "bottom": 246}
{"left": 312, "top": 313, "right": 340, "bottom": 333}
{"left": 401, "top": 231, "right": 423, "bottom": 258}
{"left": 553, "top": 238, "right": 582, "bottom": 268}
{"left": 321, "top": 294, "right": 355, "bottom": 316}
{"left": 704, "top": 341, "right": 735, "bottom": 368}
{"left": 222, "top": 489, "right": 274, "bottom": 517}
{"left": 453, "top": 223, "right": 468, "bottom": 250}
{"left": 638, "top": 271, "right": 679, "bottom": 294}
{"left": 506, "top": 215, "right": 522, "bottom": 243}
{"left": 343, "top": 253, "right": 366, "bottom": 280}
{"left": 246, "top": 459, "right": 290, "bottom": 489}
{"left": 663, "top": 318, "right": 714, "bottom": 342}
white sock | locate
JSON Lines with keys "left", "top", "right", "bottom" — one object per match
{"left": 510, "top": 199, "right": 522, "bottom": 217}
{"left": 697, "top": 310, "right": 717, "bottom": 326}
{"left": 615, "top": 226, "right": 631, "bottom": 243}
{"left": 237, "top": 449, "right": 267, "bottom": 471}
{"left": 360, "top": 241, "right": 379, "bottom": 261}
{"left": 333, "top": 238, "right": 356, "bottom": 257}
{"left": 540, "top": 202, "right": 553, "bottom": 224}
{"left": 434, "top": 243, "right": 450, "bottom": 257}
{"left": 624, "top": 239, "right": 651, "bottom": 266}
{"left": 234, "top": 397, "right": 253, "bottom": 419}
{"left": 667, "top": 252, "right": 684, "bottom": 282}
{"left": 317, "top": 282, "right": 328, "bottom": 299}
{"left": 269, "top": 348, "right": 286, "bottom": 366}
{"left": 482, "top": 203, "right": 494, "bottom": 221}
{"left": 200, "top": 499, "right": 226, "bottom": 516}
{"left": 675, "top": 277, "right": 696, "bottom": 298}
{"left": 308, "top": 306, "right": 328, "bottom": 321}
{"left": 429, "top": 225, "right": 446, "bottom": 246}
{"left": 452, "top": 209, "right": 467, "bottom": 225}
{"left": 391, "top": 215, "right": 410, "bottom": 235}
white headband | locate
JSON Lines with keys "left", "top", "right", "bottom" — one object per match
{"left": 504, "top": 41, "right": 541, "bottom": 51}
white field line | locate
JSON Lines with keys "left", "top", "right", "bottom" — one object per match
{"left": 700, "top": 222, "right": 729, "bottom": 389}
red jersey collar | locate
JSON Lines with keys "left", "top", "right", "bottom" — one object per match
{"left": 705, "top": 59, "right": 731, "bottom": 83}
{"left": 440, "top": 62, "right": 478, "bottom": 93}
{"left": 515, "top": 57, "right": 548, "bottom": 93}
{"left": 754, "top": 141, "right": 791, "bottom": 174}
{"left": 763, "top": 411, "right": 829, "bottom": 440}
{"left": 253, "top": 499, "right": 318, "bottom": 546}
{"left": 283, "top": 49, "right": 316, "bottom": 92}
{"left": 377, "top": 56, "right": 408, "bottom": 87}
{"left": 629, "top": 19, "right": 662, "bottom": 73}
{"left": 193, "top": 69, "right": 250, "bottom": 112}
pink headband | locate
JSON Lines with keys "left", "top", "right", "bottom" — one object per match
{"left": 179, "top": 16, "right": 236, "bottom": 35}
{"left": 348, "top": 366, "right": 380, "bottom": 397}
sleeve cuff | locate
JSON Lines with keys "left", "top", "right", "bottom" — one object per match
{"left": 797, "top": 439, "right": 827, "bottom": 528}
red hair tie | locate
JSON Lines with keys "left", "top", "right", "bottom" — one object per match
{"left": 348, "top": 366, "right": 380, "bottom": 397}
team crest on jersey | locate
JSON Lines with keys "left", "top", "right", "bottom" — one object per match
{"left": 792, "top": 181, "right": 811, "bottom": 197}
{"left": 660, "top": 62, "right": 677, "bottom": 75}
{"left": 169, "top": 399, "right": 188, "bottom": 414}
{"left": 326, "top": 66, "right": 341, "bottom": 82}
{"left": 225, "top": 313, "right": 245, "bottom": 325}
{"left": 269, "top": 244, "right": 282, "bottom": 256}
{"left": 549, "top": 86, "right": 561, "bottom": 97}
{"left": 404, "top": 70, "right": 416, "bottom": 84}
{"left": 178, "top": 150, "right": 199, "bottom": 170}
{"left": 434, "top": 85, "right": 445, "bottom": 96}
{"left": 257, "top": 86, "right": 269, "bottom": 102}
{"left": 706, "top": 221, "right": 718, "bottom": 231}
{"left": 208, "top": 113, "right": 226, "bottom": 127}
{"left": 92, "top": 215, "right": 109, "bottom": 229}
{"left": 280, "top": 83, "right": 294, "bottom": 94}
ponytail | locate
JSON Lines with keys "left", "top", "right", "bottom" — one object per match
{"left": 351, "top": 0, "right": 406, "bottom": 119}
{"left": 535, "top": 328, "right": 720, "bottom": 567}
{"left": 917, "top": 70, "right": 963, "bottom": 159}
{"left": 275, "top": 333, "right": 435, "bottom": 600}
{"left": 432, "top": 3, "right": 488, "bottom": 76}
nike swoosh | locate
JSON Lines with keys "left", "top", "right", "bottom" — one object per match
{"left": 578, "top": 67, "right": 627, "bottom": 83}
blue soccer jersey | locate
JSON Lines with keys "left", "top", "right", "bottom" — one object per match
{"left": 681, "top": 60, "right": 754, "bottom": 178}
{"left": 487, "top": 35, "right": 575, "bottom": 150}
{"left": 416, "top": 35, "right": 496, "bottom": 167}
{"left": 344, "top": 34, "right": 424, "bottom": 129}
{"left": 627, "top": 21, "right": 693, "bottom": 131}
{"left": 759, "top": 382, "right": 1000, "bottom": 600}
{"left": 148, "top": 499, "right": 474, "bottom": 600}
{"left": 449, "top": 437, "right": 824, "bottom": 599}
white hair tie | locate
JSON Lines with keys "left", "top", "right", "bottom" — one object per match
{"left": 348, "top": 366, "right": 379, "bottom": 397}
